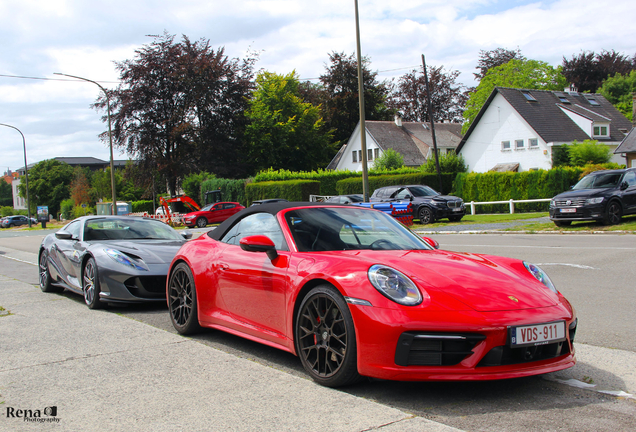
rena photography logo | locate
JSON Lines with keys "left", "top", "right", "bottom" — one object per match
{"left": 6, "top": 405, "right": 60, "bottom": 423}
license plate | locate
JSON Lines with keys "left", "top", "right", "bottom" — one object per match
{"left": 559, "top": 208, "right": 576, "bottom": 213}
{"left": 509, "top": 321, "right": 566, "bottom": 347}
{"left": 452, "top": 208, "right": 462, "bottom": 212}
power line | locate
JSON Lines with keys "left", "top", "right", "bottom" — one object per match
{"left": 0, "top": 73, "right": 118, "bottom": 84}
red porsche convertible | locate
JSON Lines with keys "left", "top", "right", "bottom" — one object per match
{"left": 167, "top": 202, "right": 577, "bottom": 387}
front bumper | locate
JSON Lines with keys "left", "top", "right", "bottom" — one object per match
{"left": 98, "top": 263, "right": 169, "bottom": 303}
{"left": 349, "top": 303, "right": 576, "bottom": 381}
{"left": 549, "top": 204, "right": 605, "bottom": 222}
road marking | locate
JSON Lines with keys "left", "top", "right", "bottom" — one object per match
{"left": 548, "top": 377, "right": 636, "bottom": 400}
{"left": 0, "top": 254, "right": 37, "bottom": 266}
{"left": 447, "top": 244, "right": 636, "bottom": 250}
{"left": 535, "top": 263, "right": 598, "bottom": 270}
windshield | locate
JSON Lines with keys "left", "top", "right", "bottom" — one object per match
{"left": 84, "top": 218, "right": 183, "bottom": 241}
{"left": 285, "top": 207, "right": 432, "bottom": 252}
{"left": 573, "top": 172, "right": 622, "bottom": 190}
{"left": 405, "top": 186, "right": 439, "bottom": 197}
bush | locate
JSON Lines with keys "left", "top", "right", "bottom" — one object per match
{"left": 569, "top": 140, "right": 612, "bottom": 166}
{"left": 336, "top": 173, "right": 457, "bottom": 196}
{"left": 182, "top": 172, "right": 215, "bottom": 201}
{"left": 60, "top": 199, "right": 74, "bottom": 220}
{"left": 421, "top": 152, "right": 468, "bottom": 173}
{"left": 372, "top": 149, "right": 404, "bottom": 170}
{"left": 245, "top": 180, "right": 320, "bottom": 206}
{"left": 72, "top": 205, "right": 95, "bottom": 218}
{"left": 131, "top": 200, "right": 154, "bottom": 214}
{"left": 1, "top": 206, "right": 16, "bottom": 217}
{"left": 200, "top": 178, "right": 249, "bottom": 206}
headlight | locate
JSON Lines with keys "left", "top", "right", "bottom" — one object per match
{"left": 368, "top": 265, "right": 422, "bottom": 305}
{"left": 585, "top": 197, "right": 604, "bottom": 205}
{"left": 105, "top": 248, "right": 148, "bottom": 271}
{"left": 523, "top": 262, "right": 557, "bottom": 293}
{"left": 550, "top": 199, "right": 555, "bottom": 207}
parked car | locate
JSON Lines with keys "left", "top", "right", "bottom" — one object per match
{"left": 370, "top": 185, "right": 465, "bottom": 224}
{"left": 167, "top": 202, "right": 576, "bottom": 387}
{"left": 1, "top": 215, "right": 31, "bottom": 228}
{"left": 182, "top": 202, "right": 245, "bottom": 228}
{"left": 250, "top": 199, "right": 289, "bottom": 207}
{"left": 325, "top": 194, "right": 364, "bottom": 204}
{"left": 39, "top": 216, "right": 191, "bottom": 309}
{"left": 549, "top": 168, "right": 636, "bottom": 227}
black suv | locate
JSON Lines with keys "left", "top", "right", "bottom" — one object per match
{"left": 370, "top": 185, "right": 465, "bottom": 224}
{"left": 549, "top": 168, "right": 636, "bottom": 226}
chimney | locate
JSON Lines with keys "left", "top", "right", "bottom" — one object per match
{"left": 394, "top": 114, "right": 402, "bottom": 127}
{"left": 566, "top": 83, "right": 578, "bottom": 93}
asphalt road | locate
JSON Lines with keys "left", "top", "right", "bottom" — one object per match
{"left": 1, "top": 228, "right": 635, "bottom": 432}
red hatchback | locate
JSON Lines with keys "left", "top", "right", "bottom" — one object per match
{"left": 167, "top": 203, "right": 576, "bottom": 387}
{"left": 182, "top": 202, "right": 245, "bottom": 228}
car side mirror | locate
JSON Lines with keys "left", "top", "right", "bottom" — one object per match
{"left": 182, "top": 231, "right": 193, "bottom": 240}
{"left": 240, "top": 235, "right": 278, "bottom": 260}
{"left": 55, "top": 231, "right": 73, "bottom": 240}
{"left": 421, "top": 236, "right": 440, "bottom": 249}
{"left": 620, "top": 181, "right": 629, "bottom": 190}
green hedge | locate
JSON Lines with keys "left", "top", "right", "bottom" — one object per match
{"left": 253, "top": 167, "right": 423, "bottom": 195}
{"left": 200, "top": 178, "right": 248, "bottom": 206}
{"left": 245, "top": 180, "right": 320, "bottom": 206}
{"left": 454, "top": 168, "right": 584, "bottom": 213}
{"left": 131, "top": 200, "right": 154, "bottom": 214}
{"left": 336, "top": 173, "right": 457, "bottom": 196}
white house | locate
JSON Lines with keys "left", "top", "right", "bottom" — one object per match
{"left": 456, "top": 87, "right": 632, "bottom": 172}
{"left": 327, "top": 117, "right": 462, "bottom": 171}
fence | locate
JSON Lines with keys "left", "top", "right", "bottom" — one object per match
{"left": 467, "top": 198, "right": 551, "bottom": 215}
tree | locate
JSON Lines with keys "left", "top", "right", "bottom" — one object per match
{"left": 245, "top": 71, "right": 335, "bottom": 173}
{"left": 598, "top": 70, "right": 636, "bottom": 121}
{"left": 319, "top": 52, "right": 392, "bottom": 145}
{"left": 474, "top": 47, "right": 525, "bottom": 81}
{"left": 562, "top": 49, "right": 634, "bottom": 93}
{"left": 388, "top": 65, "right": 468, "bottom": 123}
{"left": 421, "top": 152, "right": 467, "bottom": 173}
{"left": 96, "top": 33, "right": 256, "bottom": 196}
{"left": 0, "top": 180, "right": 12, "bottom": 207}
{"left": 462, "top": 59, "right": 567, "bottom": 133}
{"left": 18, "top": 159, "right": 73, "bottom": 216}
{"left": 372, "top": 148, "right": 404, "bottom": 170}
{"left": 70, "top": 167, "right": 92, "bottom": 206}
{"left": 569, "top": 140, "right": 612, "bottom": 166}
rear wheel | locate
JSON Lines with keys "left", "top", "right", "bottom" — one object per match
{"left": 82, "top": 257, "right": 103, "bottom": 309}
{"left": 39, "top": 250, "right": 63, "bottom": 293}
{"left": 196, "top": 217, "right": 207, "bottom": 228}
{"left": 418, "top": 207, "right": 434, "bottom": 224}
{"left": 602, "top": 201, "right": 622, "bottom": 225}
{"left": 168, "top": 262, "right": 200, "bottom": 335}
{"left": 295, "top": 285, "right": 360, "bottom": 387}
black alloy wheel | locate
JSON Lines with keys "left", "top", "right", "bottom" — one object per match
{"left": 295, "top": 285, "right": 360, "bottom": 387}
{"left": 418, "top": 207, "right": 434, "bottom": 224}
{"left": 196, "top": 217, "right": 207, "bottom": 228}
{"left": 82, "top": 257, "right": 103, "bottom": 309}
{"left": 39, "top": 250, "right": 63, "bottom": 293}
{"left": 168, "top": 262, "right": 200, "bottom": 335}
{"left": 603, "top": 201, "right": 622, "bottom": 225}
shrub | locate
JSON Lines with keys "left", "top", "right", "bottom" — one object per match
{"left": 131, "top": 200, "right": 154, "bottom": 214}
{"left": 1, "top": 206, "right": 16, "bottom": 217}
{"left": 336, "top": 173, "right": 457, "bottom": 196}
{"left": 245, "top": 180, "right": 320, "bottom": 206}
{"left": 60, "top": 199, "right": 75, "bottom": 220}
{"left": 372, "top": 148, "right": 404, "bottom": 170}
{"left": 421, "top": 152, "right": 468, "bottom": 173}
{"left": 200, "top": 178, "right": 249, "bottom": 206}
{"left": 569, "top": 140, "right": 612, "bottom": 166}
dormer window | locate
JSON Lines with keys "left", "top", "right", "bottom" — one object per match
{"left": 521, "top": 91, "right": 537, "bottom": 102}
{"left": 593, "top": 125, "right": 609, "bottom": 137}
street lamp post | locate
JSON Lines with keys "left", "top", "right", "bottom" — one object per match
{"left": 54, "top": 73, "right": 117, "bottom": 215}
{"left": 0, "top": 123, "right": 31, "bottom": 227}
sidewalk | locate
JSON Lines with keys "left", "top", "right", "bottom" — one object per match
{"left": 0, "top": 275, "right": 462, "bottom": 432}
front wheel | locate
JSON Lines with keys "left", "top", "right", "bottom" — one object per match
{"left": 196, "top": 217, "right": 207, "bottom": 228}
{"left": 603, "top": 201, "right": 622, "bottom": 225}
{"left": 295, "top": 285, "right": 360, "bottom": 387}
{"left": 168, "top": 262, "right": 200, "bottom": 335}
{"left": 418, "top": 207, "right": 434, "bottom": 224}
{"left": 83, "top": 257, "right": 103, "bottom": 309}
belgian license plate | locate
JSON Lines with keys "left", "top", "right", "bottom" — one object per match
{"left": 452, "top": 208, "right": 462, "bottom": 212}
{"left": 559, "top": 208, "right": 576, "bottom": 213}
{"left": 509, "top": 321, "right": 566, "bottom": 347}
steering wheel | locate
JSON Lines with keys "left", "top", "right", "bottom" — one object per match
{"left": 370, "top": 239, "right": 397, "bottom": 250}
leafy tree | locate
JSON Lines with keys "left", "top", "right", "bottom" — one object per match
{"left": 474, "top": 47, "right": 525, "bottom": 81}
{"left": 18, "top": 159, "right": 73, "bottom": 216}
{"left": 569, "top": 140, "right": 612, "bottom": 166}
{"left": 388, "top": 65, "right": 468, "bottom": 123}
{"left": 421, "top": 152, "right": 467, "bottom": 173}
{"left": 319, "top": 52, "right": 392, "bottom": 145}
{"left": 372, "top": 148, "right": 404, "bottom": 170}
{"left": 96, "top": 33, "right": 256, "bottom": 196}
{"left": 462, "top": 59, "right": 567, "bottom": 134}
{"left": 0, "top": 180, "right": 12, "bottom": 207}
{"left": 245, "top": 71, "right": 335, "bottom": 173}
{"left": 551, "top": 144, "right": 571, "bottom": 167}
{"left": 70, "top": 167, "right": 92, "bottom": 206}
{"left": 598, "top": 70, "right": 636, "bottom": 121}
{"left": 562, "top": 49, "right": 634, "bottom": 93}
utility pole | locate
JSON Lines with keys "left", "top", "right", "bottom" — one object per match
{"left": 422, "top": 54, "right": 444, "bottom": 193}
{"left": 354, "top": 0, "right": 370, "bottom": 201}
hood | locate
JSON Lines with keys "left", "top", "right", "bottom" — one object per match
{"left": 429, "top": 195, "right": 462, "bottom": 203}
{"left": 553, "top": 189, "right": 609, "bottom": 199}
{"left": 101, "top": 240, "right": 185, "bottom": 264}
{"left": 364, "top": 249, "right": 558, "bottom": 312}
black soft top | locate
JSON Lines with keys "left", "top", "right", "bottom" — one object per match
{"left": 207, "top": 201, "right": 347, "bottom": 241}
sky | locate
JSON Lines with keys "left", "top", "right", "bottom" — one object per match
{"left": 1, "top": 0, "right": 635, "bottom": 174}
